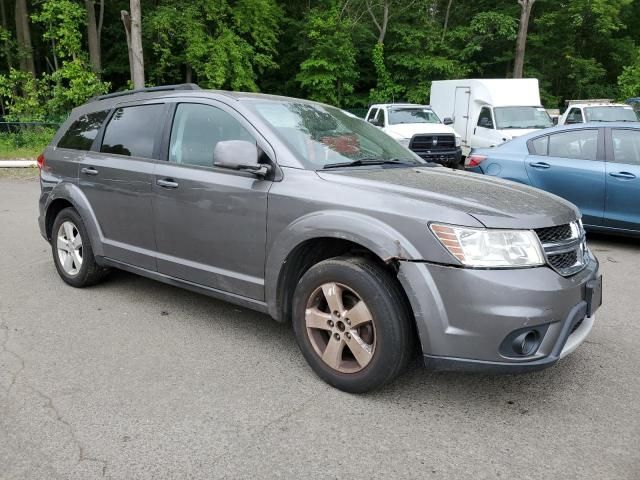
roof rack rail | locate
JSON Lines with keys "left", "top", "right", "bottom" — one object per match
{"left": 90, "top": 83, "right": 201, "bottom": 102}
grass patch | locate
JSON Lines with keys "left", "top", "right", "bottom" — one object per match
{"left": 0, "top": 127, "right": 56, "bottom": 159}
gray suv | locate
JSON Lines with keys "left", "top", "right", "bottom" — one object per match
{"left": 38, "top": 84, "right": 602, "bottom": 392}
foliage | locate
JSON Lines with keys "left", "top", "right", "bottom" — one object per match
{"left": 145, "top": 0, "right": 281, "bottom": 90}
{"left": 0, "top": 126, "right": 56, "bottom": 159}
{"left": 618, "top": 50, "right": 640, "bottom": 99}
{"left": 296, "top": 6, "right": 358, "bottom": 106}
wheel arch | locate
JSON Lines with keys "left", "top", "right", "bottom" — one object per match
{"left": 265, "top": 211, "right": 423, "bottom": 324}
{"left": 43, "top": 182, "right": 105, "bottom": 257}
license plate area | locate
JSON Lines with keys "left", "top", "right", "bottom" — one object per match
{"left": 586, "top": 275, "right": 602, "bottom": 317}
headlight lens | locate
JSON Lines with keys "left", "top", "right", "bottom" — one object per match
{"left": 397, "top": 137, "right": 411, "bottom": 147}
{"left": 430, "top": 224, "right": 545, "bottom": 268}
{"left": 455, "top": 136, "right": 461, "bottom": 147}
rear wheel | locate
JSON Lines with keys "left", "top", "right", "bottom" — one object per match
{"left": 51, "top": 207, "right": 108, "bottom": 287}
{"left": 292, "top": 257, "right": 413, "bottom": 393}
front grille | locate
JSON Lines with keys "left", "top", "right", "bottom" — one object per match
{"left": 409, "top": 134, "right": 456, "bottom": 152}
{"left": 548, "top": 250, "right": 578, "bottom": 270}
{"left": 535, "top": 222, "right": 587, "bottom": 277}
{"left": 535, "top": 224, "right": 572, "bottom": 243}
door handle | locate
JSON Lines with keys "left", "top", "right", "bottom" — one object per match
{"left": 156, "top": 178, "right": 179, "bottom": 189}
{"left": 529, "top": 162, "right": 551, "bottom": 169}
{"left": 81, "top": 167, "right": 98, "bottom": 176}
{"left": 609, "top": 171, "right": 636, "bottom": 179}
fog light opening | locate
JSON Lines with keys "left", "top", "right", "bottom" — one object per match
{"left": 513, "top": 330, "right": 540, "bottom": 356}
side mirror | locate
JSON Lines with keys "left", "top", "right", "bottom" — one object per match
{"left": 213, "top": 140, "right": 271, "bottom": 177}
{"left": 552, "top": 117, "right": 558, "bottom": 126}
{"left": 443, "top": 117, "right": 453, "bottom": 125}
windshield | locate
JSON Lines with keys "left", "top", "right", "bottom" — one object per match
{"left": 246, "top": 100, "right": 425, "bottom": 169}
{"left": 584, "top": 106, "right": 638, "bottom": 122}
{"left": 388, "top": 108, "right": 440, "bottom": 125}
{"left": 493, "top": 106, "right": 553, "bottom": 129}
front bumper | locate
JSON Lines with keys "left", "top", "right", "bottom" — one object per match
{"left": 412, "top": 147, "right": 462, "bottom": 168}
{"left": 397, "top": 251, "right": 600, "bottom": 373}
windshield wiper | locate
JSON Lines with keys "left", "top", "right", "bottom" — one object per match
{"left": 323, "top": 158, "right": 418, "bottom": 169}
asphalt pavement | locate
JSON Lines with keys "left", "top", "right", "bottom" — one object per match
{"left": 1, "top": 176, "right": 638, "bottom": 479}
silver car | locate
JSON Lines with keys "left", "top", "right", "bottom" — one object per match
{"left": 38, "top": 85, "right": 602, "bottom": 392}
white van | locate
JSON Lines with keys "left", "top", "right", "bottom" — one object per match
{"left": 430, "top": 79, "right": 553, "bottom": 156}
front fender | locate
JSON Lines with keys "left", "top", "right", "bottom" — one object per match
{"left": 44, "top": 182, "right": 105, "bottom": 258}
{"left": 264, "top": 210, "right": 424, "bottom": 319}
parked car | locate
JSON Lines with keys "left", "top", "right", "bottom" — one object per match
{"left": 626, "top": 97, "right": 640, "bottom": 119}
{"left": 38, "top": 85, "right": 601, "bottom": 392}
{"left": 557, "top": 100, "right": 638, "bottom": 125}
{"left": 364, "top": 103, "right": 462, "bottom": 168}
{"left": 430, "top": 78, "right": 553, "bottom": 156}
{"left": 467, "top": 123, "right": 640, "bottom": 235}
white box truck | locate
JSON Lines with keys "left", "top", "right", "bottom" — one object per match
{"left": 430, "top": 79, "right": 553, "bottom": 156}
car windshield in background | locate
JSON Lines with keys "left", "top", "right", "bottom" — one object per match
{"left": 388, "top": 108, "right": 440, "bottom": 125}
{"left": 247, "top": 101, "right": 425, "bottom": 169}
{"left": 493, "top": 106, "right": 553, "bottom": 129}
{"left": 584, "top": 106, "right": 638, "bottom": 122}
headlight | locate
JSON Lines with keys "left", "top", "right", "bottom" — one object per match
{"left": 455, "top": 136, "right": 461, "bottom": 147}
{"left": 397, "top": 138, "right": 411, "bottom": 147}
{"left": 430, "top": 224, "right": 545, "bottom": 268}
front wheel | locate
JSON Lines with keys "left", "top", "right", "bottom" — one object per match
{"left": 292, "top": 257, "right": 413, "bottom": 393}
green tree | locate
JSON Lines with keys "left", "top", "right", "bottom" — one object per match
{"left": 296, "top": 5, "right": 358, "bottom": 106}
{"left": 618, "top": 50, "right": 640, "bottom": 99}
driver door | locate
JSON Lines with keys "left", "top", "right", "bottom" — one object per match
{"left": 152, "top": 101, "right": 273, "bottom": 300}
{"left": 470, "top": 106, "right": 504, "bottom": 148}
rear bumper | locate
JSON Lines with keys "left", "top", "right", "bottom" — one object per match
{"left": 397, "top": 251, "right": 600, "bottom": 373}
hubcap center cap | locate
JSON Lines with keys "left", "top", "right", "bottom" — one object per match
{"left": 336, "top": 320, "right": 345, "bottom": 332}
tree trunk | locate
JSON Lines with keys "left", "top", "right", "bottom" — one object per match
{"left": 129, "top": 0, "right": 144, "bottom": 88}
{"left": 0, "top": 0, "right": 12, "bottom": 70}
{"left": 441, "top": 0, "right": 453, "bottom": 43}
{"left": 366, "top": 0, "right": 390, "bottom": 44}
{"left": 513, "top": 0, "right": 535, "bottom": 78}
{"left": 14, "top": 0, "right": 35, "bottom": 75}
{"left": 85, "top": 0, "right": 101, "bottom": 75}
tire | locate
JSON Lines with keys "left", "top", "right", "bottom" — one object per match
{"left": 51, "top": 207, "right": 108, "bottom": 287}
{"left": 292, "top": 256, "right": 413, "bottom": 393}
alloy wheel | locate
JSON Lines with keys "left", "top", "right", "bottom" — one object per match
{"left": 305, "top": 282, "right": 377, "bottom": 373}
{"left": 56, "top": 220, "right": 83, "bottom": 276}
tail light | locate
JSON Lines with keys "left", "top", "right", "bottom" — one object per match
{"left": 466, "top": 154, "right": 487, "bottom": 168}
{"left": 37, "top": 152, "right": 45, "bottom": 170}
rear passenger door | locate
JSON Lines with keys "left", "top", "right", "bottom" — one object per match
{"left": 80, "top": 101, "right": 168, "bottom": 270}
{"left": 152, "top": 101, "right": 272, "bottom": 300}
{"left": 604, "top": 128, "right": 640, "bottom": 232}
{"left": 525, "top": 128, "right": 605, "bottom": 226}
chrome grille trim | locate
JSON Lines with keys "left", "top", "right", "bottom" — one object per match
{"left": 535, "top": 221, "right": 588, "bottom": 277}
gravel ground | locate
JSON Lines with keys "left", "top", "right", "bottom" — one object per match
{"left": 1, "top": 177, "right": 638, "bottom": 479}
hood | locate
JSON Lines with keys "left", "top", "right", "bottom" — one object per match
{"left": 384, "top": 123, "right": 457, "bottom": 139}
{"left": 495, "top": 128, "right": 540, "bottom": 141}
{"left": 317, "top": 167, "right": 578, "bottom": 229}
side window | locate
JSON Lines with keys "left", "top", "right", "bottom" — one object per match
{"left": 57, "top": 110, "right": 108, "bottom": 151}
{"left": 100, "top": 104, "right": 164, "bottom": 158}
{"left": 477, "top": 107, "right": 494, "bottom": 129}
{"left": 169, "top": 103, "right": 255, "bottom": 168}
{"left": 366, "top": 108, "right": 378, "bottom": 122}
{"left": 566, "top": 108, "right": 583, "bottom": 124}
{"left": 611, "top": 129, "right": 640, "bottom": 166}
{"left": 530, "top": 135, "right": 548, "bottom": 156}
{"left": 548, "top": 129, "right": 598, "bottom": 160}
{"left": 376, "top": 109, "right": 386, "bottom": 126}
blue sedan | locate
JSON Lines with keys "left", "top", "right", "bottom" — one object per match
{"left": 467, "top": 122, "right": 640, "bottom": 235}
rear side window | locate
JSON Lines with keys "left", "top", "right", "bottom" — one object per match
{"left": 530, "top": 136, "right": 548, "bottom": 155}
{"left": 611, "top": 129, "right": 640, "bottom": 166}
{"left": 100, "top": 104, "right": 164, "bottom": 158}
{"left": 548, "top": 129, "right": 598, "bottom": 160}
{"left": 57, "top": 110, "right": 108, "bottom": 150}
{"left": 366, "top": 108, "right": 378, "bottom": 122}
